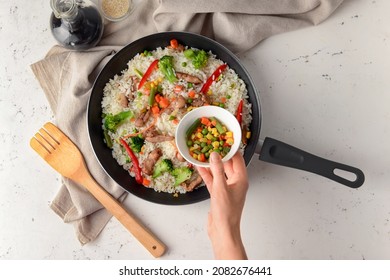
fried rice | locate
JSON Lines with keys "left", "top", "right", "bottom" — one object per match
{"left": 101, "top": 41, "right": 252, "bottom": 194}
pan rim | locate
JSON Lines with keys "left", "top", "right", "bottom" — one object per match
{"left": 87, "top": 31, "right": 261, "bottom": 205}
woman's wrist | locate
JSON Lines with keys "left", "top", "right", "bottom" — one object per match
{"left": 210, "top": 227, "right": 247, "bottom": 260}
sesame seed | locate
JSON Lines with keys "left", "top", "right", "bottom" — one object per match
{"left": 101, "top": 0, "right": 130, "bottom": 19}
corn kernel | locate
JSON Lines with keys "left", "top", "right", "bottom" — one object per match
{"left": 226, "top": 138, "right": 234, "bottom": 145}
{"left": 226, "top": 131, "right": 233, "bottom": 138}
{"left": 192, "top": 154, "right": 198, "bottom": 160}
{"left": 246, "top": 131, "right": 251, "bottom": 139}
{"left": 212, "top": 141, "right": 220, "bottom": 149}
{"left": 207, "top": 90, "right": 213, "bottom": 95}
{"left": 200, "top": 138, "right": 208, "bottom": 143}
{"left": 196, "top": 132, "right": 203, "bottom": 139}
{"left": 211, "top": 128, "right": 217, "bottom": 135}
{"left": 187, "top": 106, "right": 193, "bottom": 112}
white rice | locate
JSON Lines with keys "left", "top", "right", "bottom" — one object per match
{"left": 101, "top": 44, "right": 252, "bottom": 194}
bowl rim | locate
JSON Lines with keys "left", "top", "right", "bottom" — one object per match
{"left": 175, "top": 106, "right": 242, "bottom": 167}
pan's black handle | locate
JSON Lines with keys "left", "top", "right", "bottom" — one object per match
{"left": 258, "top": 137, "right": 365, "bottom": 188}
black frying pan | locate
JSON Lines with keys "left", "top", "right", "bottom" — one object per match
{"left": 87, "top": 32, "right": 364, "bottom": 205}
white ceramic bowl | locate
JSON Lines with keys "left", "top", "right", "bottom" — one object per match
{"left": 175, "top": 106, "right": 242, "bottom": 167}
{"left": 99, "top": 0, "right": 133, "bottom": 22}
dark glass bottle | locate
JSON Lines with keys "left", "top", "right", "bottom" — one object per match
{"left": 50, "top": 0, "right": 104, "bottom": 50}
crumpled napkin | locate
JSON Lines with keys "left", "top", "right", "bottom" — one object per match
{"left": 31, "top": 0, "right": 343, "bottom": 244}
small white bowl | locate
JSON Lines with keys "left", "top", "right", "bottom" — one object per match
{"left": 175, "top": 106, "right": 242, "bottom": 167}
{"left": 99, "top": 0, "right": 133, "bottom": 22}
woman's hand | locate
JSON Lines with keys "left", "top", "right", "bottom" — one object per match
{"left": 197, "top": 152, "right": 248, "bottom": 259}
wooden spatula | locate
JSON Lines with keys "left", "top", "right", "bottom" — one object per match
{"left": 30, "top": 122, "right": 166, "bottom": 258}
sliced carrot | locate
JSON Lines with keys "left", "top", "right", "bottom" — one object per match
{"left": 220, "top": 97, "right": 227, "bottom": 103}
{"left": 142, "top": 178, "right": 151, "bottom": 186}
{"left": 188, "top": 90, "right": 196, "bottom": 98}
{"left": 201, "top": 117, "right": 211, "bottom": 126}
{"left": 159, "top": 97, "right": 170, "bottom": 108}
{"left": 170, "top": 39, "right": 179, "bottom": 49}
{"left": 155, "top": 94, "right": 162, "bottom": 103}
{"left": 173, "top": 119, "right": 179, "bottom": 125}
{"left": 198, "top": 153, "right": 206, "bottom": 162}
{"left": 151, "top": 105, "right": 160, "bottom": 115}
{"left": 174, "top": 85, "right": 183, "bottom": 93}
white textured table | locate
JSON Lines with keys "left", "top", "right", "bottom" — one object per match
{"left": 1, "top": 0, "right": 389, "bottom": 260}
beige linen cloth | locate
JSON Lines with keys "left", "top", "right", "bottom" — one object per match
{"left": 31, "top": 0, "right": 343, "bottom": 244}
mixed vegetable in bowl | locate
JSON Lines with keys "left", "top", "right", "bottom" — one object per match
{"left": 186, "top": 116, "right": 234, "bottom": 162}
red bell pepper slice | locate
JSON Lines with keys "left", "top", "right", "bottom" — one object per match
{"left": 236, "top": 99, "right": 243, "bottom": 125}
{"left": 119, "top": 138, "right": 143, "bottom": 184}
{"left": 138, "top": 59, "right": 159, "bottom": 90}
{"left": 200, "top": 64, "right": 227, "bottom": 94}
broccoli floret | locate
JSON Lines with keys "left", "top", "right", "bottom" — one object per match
{"left": 158, "top": 55, "right": 177, "bottom": 83}
{"left": 152, "top": 159, "right": 174, "bottom": 178}
{"left": 171, "top": 166, "right": 193, "bottom": 186}
{"left": 129, "top": 135, "right": 145, "bottom": 153}
{"left": 104, "top": 111, "right": 133, "bottom": 132}
{"left": 184, "top": 49, "right": 208, "bottom": 69}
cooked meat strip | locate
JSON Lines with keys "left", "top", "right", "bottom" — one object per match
{"left": 175, "top": 95, "right": 186, "bottom": 109}
{"left": 118, "top": 93, "right": 128, "bottom": 108}
{"left": 141, "top": 126, "right": 174, "bottom": 142}
{"left": 142, "top": 148, "right": 162, "bottom": 175}
{"left": 130, "top": 75, "right": 140, "bottom": 93}
{"left": 145, "top": 135, "right": 174, "bottom": 143}
{"left": 142, "top": 126, "right": 158, "bottom": 138}
{"left": 165, "top": 95, "right": 187, "bottom": 115}
{"left": 176, "top": 72, "right": 203, "bottom": 84}
{"left": 134, "top": 109, "right": 151, "bottom": 128}
{"left": 183, "top": 175, "right": 203, "bottom": 192}
{"left": 191, "top": 94, "right": 210, "bottom": 107}
{"left": 176, "top": 151, "right": 185, "bottom": 162}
